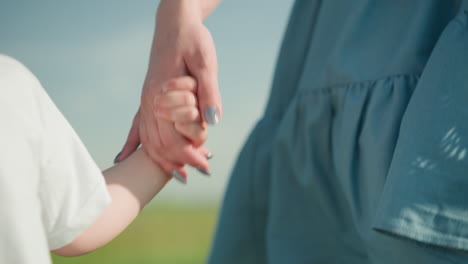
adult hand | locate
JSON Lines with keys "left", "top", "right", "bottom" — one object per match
{"left": 115, "top": 0, "right": 222, "bottom": 181}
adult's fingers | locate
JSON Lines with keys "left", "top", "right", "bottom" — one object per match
{"left": 139, "top": 114, "right": 190, "bottom": 182}
{"left": 177, "top": 144, "right": 210, "bottom": 172}
{"left": 158, "top": 120, "right": 210, "bottom": 171}
{"left": 146, "top": 144, "right": 189, "bottom": 184}
{"left": 115, "top": 110, "right": 141, "bottom": 163}
{"left": 185, "top": 28, "right": 222, "bottom": 126}
{"left": 141, "top": 93, "right": 210, "bottom": 182}
{"left": 144, "top": 144, "right": 189, "bottom": 183}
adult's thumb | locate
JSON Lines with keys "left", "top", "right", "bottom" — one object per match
{"left": 196, "top": 69, "right": 222, "bottom": 126}
{"left": 185, "top": 28, "right": 222, "bottom": 126}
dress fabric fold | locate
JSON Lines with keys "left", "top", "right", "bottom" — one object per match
{"left": 209, "top": 2, "right": 468, "bottom": 263}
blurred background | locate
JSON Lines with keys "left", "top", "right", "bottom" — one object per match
{"left": 1, "top": 0, "right": 293, "bottom": 263}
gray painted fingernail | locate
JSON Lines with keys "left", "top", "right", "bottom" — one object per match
{"left": 172, "top": 170, "right": 187, "bottom": 184}
{"left": 205, "top": 107, "right": 219, "bottom": 125}
{"left": 206, "top": 152, "right": 213, "bottom": 160}
{"left": 197, "top": 168, "right": 211, "bottom": 176}
{"left": 114, "top": 152, "right": 122, "bottom": 164}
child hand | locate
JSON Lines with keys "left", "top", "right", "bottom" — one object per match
{"left": 154, "top": 76, "right": 211, "bottom": 165}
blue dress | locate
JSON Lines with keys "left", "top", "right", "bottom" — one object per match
{"left": 209, "top": 1, "right": 468, "bottom": 263}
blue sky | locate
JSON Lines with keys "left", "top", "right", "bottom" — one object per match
{"left": 0, "top": 0, "right": 294, "bottom": 204}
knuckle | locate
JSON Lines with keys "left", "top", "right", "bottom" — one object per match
{"left": 195, "top": 129, "right": 208, "bottom": 143}
{"left": 184, "top": 92, "right": 196, "bottom": 106}
{"left": 186, "top": 76, "right": 197, "bottom": 89}
{"left": 174, "top": 122, "right": 185, "bottom": 134}
{"left": 153, "top": 94, "right": 163, "bottom": 107}
{"left": 187, "top": 108, "right": 199, "bottom": 121}
{"left": 169, "top": 109, "right": 178, "bottom": 121}
{"left": 165, "top": 79, "right": 178, "bottom": 91}
{"left": 189, "top": 128, "right": 208, "bottom": 147}
{"left": 153, "top": 103, "right": 164, "bottom": 113}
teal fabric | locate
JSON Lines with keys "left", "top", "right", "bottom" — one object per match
{"left": 209, "top": 1, "right": 468, "bottom": 263}
{"left": 374, "top": 12, "right": 468, "bottom": 250}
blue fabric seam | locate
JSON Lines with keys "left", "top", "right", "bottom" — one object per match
{"left": 297, "top": 73, "right": 421, "bottom": 97}
{"left": 264, "top": 73, "right": 421, "bottom": 120}
{"left": 373, "top": 220, "right": 468, "bottom": 251}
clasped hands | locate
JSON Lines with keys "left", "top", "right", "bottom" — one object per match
{"left": 115, "top": 0, "right": 222, "bottom": 183}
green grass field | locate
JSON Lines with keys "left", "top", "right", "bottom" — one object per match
{"left": 52, "top": 204, "right": 219, "bottom": 264}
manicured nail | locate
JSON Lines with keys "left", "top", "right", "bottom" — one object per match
{"left": 197, "top": 168, "right": 211, "bottom": 176}
{"left": 172, "top": 170, "right": 187, "bottom": 184}
{"left": 114, "top": 152, "right": 122, "bottom": 164}
{"left": 206, "top": 152, "right": 213, "bottom": 160}
{"left": 205, "top": 107, "right": 219, "bottom": 125}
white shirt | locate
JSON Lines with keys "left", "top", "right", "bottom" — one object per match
{"left": 0, "top": 54, "right": 111, "bottom": 264}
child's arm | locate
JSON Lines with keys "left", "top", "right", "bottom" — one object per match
{"left": 53, "top": 76, "right": 207, "bottom": 257}
{"left": 53, "top": 148, "right": 168, "bottom": 257}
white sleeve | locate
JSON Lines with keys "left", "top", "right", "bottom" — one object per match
{"left": 35, "top": 67, "right": 111, "bottom": 250}
{"left": 0, "top": 55, "right": 54, "bottom": 264}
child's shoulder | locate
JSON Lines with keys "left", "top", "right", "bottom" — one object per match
{"left": 0, "top": 54, "right": 31, "bottom": 76}
{"left": 0, "top": 54, "right": 42, "bottom": 95}
{"left": 0, "top": 54, "right": 47, "bottom": 132}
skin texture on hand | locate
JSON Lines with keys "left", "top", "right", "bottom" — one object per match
{"left": 155, "top": 76, "right": 208, "bottom": 147}
{"left": 53, "top": 76, "right": 209, "bottom": 257}
{"left": 116, "top": 0, "right": 222, "bottom": 181}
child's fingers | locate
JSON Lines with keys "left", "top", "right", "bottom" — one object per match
{"left": 162, "top": 76, "right": 198, "bottom": 93}
{"left": 157, "top": 106, "right": 200, "bottom": 123}
{"left": 155, "top": 90, "right": 197, "bottom": 109}
{"left": 155, "top": 76, "right": 198, "bottom": 111}
{"left": 174, "top": 122, "right": 208, "bottom": 147}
